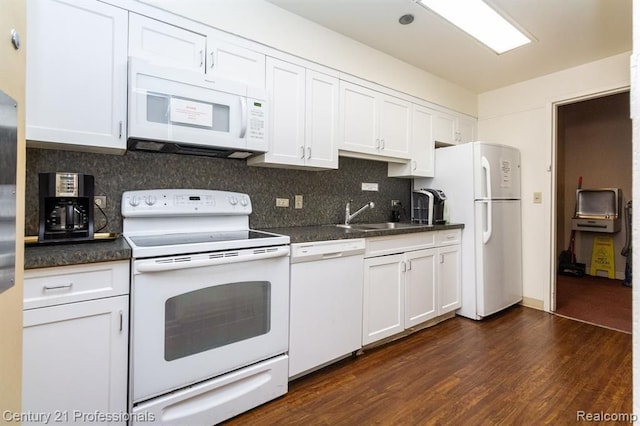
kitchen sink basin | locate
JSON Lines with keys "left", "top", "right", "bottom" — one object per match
{"left": 335, "top": 222, "right": 427, "bottom": 232}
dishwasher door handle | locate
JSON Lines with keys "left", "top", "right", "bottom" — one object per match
{"left": 321, "top": 252, "right": 344, "bottom": 259}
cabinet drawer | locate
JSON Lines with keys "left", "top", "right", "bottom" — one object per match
{"left": 24, "top": 261, "right": 129, "bottom": 309}
{"left": 365, "top": 232, "right": 435, "bottom": 258}
{"left": 437, "top": 229, "right": 461, "bottom": 246}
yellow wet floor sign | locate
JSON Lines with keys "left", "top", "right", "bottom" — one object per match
{"left": 590, "top": 236, "right": 615, "bottom": 278}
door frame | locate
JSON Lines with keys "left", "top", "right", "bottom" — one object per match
{"left": 548, "top": 85, "right": 630, "bottom": 312}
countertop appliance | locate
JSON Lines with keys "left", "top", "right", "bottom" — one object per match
{"left": 122, "top": 189, "right": 290, "bottom": 425}
{"left": 128, "top": 58, "right": 268, "bottom": 159}
{"left": 412, "top": 188, "right": 447, "bottom": 225}
{"left": 38, "top": 172, "right": 94, "bottom": 243}
{"left": 289, "top": 239, "right": 365, "bottom": 378}
{"left": 0, "top": 90, "right": 17, "bottom": 293}
{"left": 415, "top": 142, "right": 522, "bottom": 320}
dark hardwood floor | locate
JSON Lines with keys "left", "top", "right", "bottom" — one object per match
{"left": 224, "top": 306, "right": 632, "bottom": 425}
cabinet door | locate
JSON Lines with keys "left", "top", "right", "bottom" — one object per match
{"left": 378, "top": 94, "right": 411, "bottom": 159}
{"left": 305, "top": 70, "right": 339, "bottom": 169}
{"left": 26, "top": 0, "right": 128, "bottom": 153}
{"left": 339, "top": 81, "right": 378, "bottom": 155}
{"left": 456, "top": 115, "right": 477, "bottom": 144}
{"left": 432, "top": 110, "right": 457, "bottom": 146}
{"left": 438, "top": 244, "right": 462, "bottom": 313}
{"left": 22, "top": 295, "right": 129, "bottom": 426}
{"left": 264, "top": 57, "right": 306, "bottom": 166}
{"left": 207, "top": 38, "right": 266, "bottom": 87}
{"left": 128, "top": 13, "right": 206, "bottom": 72}
{"left": 388, "top": 104, "right": 434, "bottom": 178}
{"left": 362, "top": 254, "right": 404, "bottom": 345}
{"left": 405, "top": 249, "right": 438, "bottom": 327}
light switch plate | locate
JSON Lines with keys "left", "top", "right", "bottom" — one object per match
{"left": 276, "top": 198, "right": 289, "bottom": 208}
{"left": 294, "top": 195, "right": 303, "bottom": 209}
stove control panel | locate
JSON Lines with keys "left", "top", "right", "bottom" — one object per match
{"left": 122, "top": 189, "right": 252, "bottom": 217}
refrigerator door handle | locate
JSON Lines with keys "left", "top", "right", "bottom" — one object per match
{"left": 483, "top": 200, "right": 493, "bottom": 244}
{"left": 481, "top": 156, "right": 492, "bottom": 199}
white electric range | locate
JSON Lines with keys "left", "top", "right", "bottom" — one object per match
{"left": 122, "top": 189, "right": 290, "bottom": 425}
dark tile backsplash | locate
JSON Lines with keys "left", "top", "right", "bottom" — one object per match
{"left": 25, "top": 148, "right": 412, "bottom": 235}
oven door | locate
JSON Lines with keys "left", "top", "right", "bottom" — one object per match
{"left": 130, "top": 245, "right": 289, "bottom": 403}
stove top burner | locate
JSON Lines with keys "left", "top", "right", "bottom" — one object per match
{"left": 129, "top": 230, "right": 281, "bottom": 247}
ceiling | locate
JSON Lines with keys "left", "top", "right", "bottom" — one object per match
{"left": 264, "top": 0, "right": 632, "bottom": 93}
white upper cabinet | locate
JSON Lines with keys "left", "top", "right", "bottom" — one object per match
{"left": 456, "top": 114, "right": 477, "bottom": 144}
{"left": 433, "top": 109, "right": 477, "bottom": 146}
{"left": 206, "top": 38, "right": 266, "bottom": 88}
{"left": 339, "top": 81, "right": 411, "bottom": 161}
{"left": 26, "top": 0, "right": 128, "bottom": 154}
{"left": 304, "top": 70, "right": 340, "bottom": 169}
{"left": 388, "top": 104, "right": 435, "bottom": 178}
{"left": 128, "top": 13, "right": 265, "bottom": 87}
{"left": 248, "top": 58, "right": 338, "bottom": 170}
{"left": 128, "top": 13, "right": 206, "bottom": 72}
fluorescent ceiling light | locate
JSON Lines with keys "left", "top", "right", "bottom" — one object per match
{"left": 416, "top": 0, "right": 532, "bottom": 54}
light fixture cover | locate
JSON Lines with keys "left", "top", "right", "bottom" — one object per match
{"left": 417, "top": 0, "right": 532, "bottom": 54}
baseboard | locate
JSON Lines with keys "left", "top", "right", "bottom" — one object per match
{"left": 520, "top": 297, "right": 544, "bottom": 310}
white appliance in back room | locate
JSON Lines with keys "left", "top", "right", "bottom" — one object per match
{"left": 415, "top": 142, "right": 523, "bottom": 320}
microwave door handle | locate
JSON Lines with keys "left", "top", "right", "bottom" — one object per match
{"left": 239, "top": 97, "right": 248, "bottom": 139}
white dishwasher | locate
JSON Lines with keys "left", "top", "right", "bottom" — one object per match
{"left": 289, "top": 238, "right": 366, "bottom": 378}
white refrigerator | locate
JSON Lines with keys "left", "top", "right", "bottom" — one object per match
{"left": 415, "top": 142, "right": 522, "bottom": 320}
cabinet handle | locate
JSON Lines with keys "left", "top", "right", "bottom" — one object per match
{"left": 307, "top": 147, "right": 311, "bottom": 159}
{"left": 375, "top": 138, "right": 380, "bottom": 150}
{"left": 380, "top": 139, "right": 385, "bottom": 150}
{"left": 118, "top": 121, "right": 123, "bottom": 139}
{"left": 412, "top": 160, "right": 417, "bottom": 171}
{"left": 200, "top": 50, "right": 204, "bottom": 67}
{"left": 440, "top": 254, "right": 445, "bottom": 264}
{"left": 43, "top": 283, "right": 73, "bottom": 291}
{"left": 119, "top": 310, "right": 124, "bottom": 332}
{"left": 406, "top": 260, "right": 412, "bottom": 271}
{"left": 300, "top": 146, "right": 305, "bottom": 159}
{"left": 210, "top": 51, "right": 214, "bottom": 69}
{"left": 401, "top": 261, "right": 407, "bottom": 272}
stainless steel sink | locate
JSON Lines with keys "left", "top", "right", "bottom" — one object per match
{"left": 335, "top": 222, "right": 427, "bottom": 232}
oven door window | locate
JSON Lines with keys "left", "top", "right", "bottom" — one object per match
{"left": 164, "top": 281, "right": 270, "bottom": 361}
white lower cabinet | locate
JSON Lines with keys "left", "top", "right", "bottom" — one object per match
{"left": 22, "top": 261, "right": 129, "bottom": 426}
{"left": 363, "top": 230, "right": 461, "bottom": 346}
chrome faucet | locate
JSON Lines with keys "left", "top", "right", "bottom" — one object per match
{"left": 345, "top": 200, "right": 375, "bottom": 225}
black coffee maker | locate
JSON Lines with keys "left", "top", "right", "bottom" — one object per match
{"left": 39, "top": 172, "right": 94, "bottom": 242}
{"left": 412, "top": 188, "right": 447, "bottom": 225}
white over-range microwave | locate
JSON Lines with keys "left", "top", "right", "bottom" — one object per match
{"left": 127, "top": 58, "right": 268, "bottom": 159}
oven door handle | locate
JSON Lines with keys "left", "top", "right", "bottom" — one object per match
{"left": 135, "top": 247, "right": 289, "bottom": 273}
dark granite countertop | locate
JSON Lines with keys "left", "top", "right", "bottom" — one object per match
{"left": 24, "top": 237, "right": 132, "bottom": 270}
{"left": 24, "top": 223, "right": 464, "bottom": 268}
{"left": 260, "top": 223, "right": 464, "bottom": 244}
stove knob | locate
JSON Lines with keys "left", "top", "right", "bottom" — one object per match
{"left": 145, "top": 195, "right": 157, "bottom": 206}
{"left": 229, "top": 196, "right": 238, "bottom": 206}
{"left": 240, "top": 197, "right": 248, "bottom": 207}
{"left": 129, "top": 196, "right": 140, "bottom": 207}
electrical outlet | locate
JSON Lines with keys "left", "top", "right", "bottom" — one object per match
{"left": 276, "top": 198, "right": 290, "bottom": 208}
{"left": 533, "top": 192, "right": 542, "bottom": 204}
{"left": 94, "top": 196, "right": 107, "bottom": 208}
{"left": 361, "top": 182, "right": 379, "bottom": 191}
{"left": 391, "top": 199, "right": 400, "bottom": 207}
{"left": 294, "top": 195, "right": 303, "bottom": 209}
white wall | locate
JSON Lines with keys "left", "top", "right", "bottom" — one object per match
{"left": 139, "top": 0, "right": 477, "bottom": 116}
{"left": 478, "top": 52, "right": 631, "bottom": 309}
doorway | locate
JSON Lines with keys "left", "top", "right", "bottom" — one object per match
{"left": 554, "top": 91, "right": 632, "bottom": 332}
